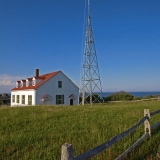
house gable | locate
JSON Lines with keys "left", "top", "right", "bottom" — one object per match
{"left": 58, "top": 71, "right": 79, "bottom": 89}
{"left": 35, "top": 71, "right": 79, "bottom": 105}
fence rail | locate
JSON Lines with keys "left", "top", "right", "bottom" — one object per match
{"left": 115, "top": 133, "right": 148, "bottom": 160}
{"left": 61, "top": 109, "right": 160, "bottom": 160}
{"left": 150, "top": 109, "right": 160, "bottom": 116}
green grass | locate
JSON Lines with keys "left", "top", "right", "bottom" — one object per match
{"left": 0, "top": 101, "right": 160, "bottom": 160}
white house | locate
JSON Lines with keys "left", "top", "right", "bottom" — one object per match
{"left": 11, "top": 69, "right": 79, "bottom": 106}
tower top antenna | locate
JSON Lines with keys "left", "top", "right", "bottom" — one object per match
{"left": 88, "top": 0, "right": 90, "bottom": 16}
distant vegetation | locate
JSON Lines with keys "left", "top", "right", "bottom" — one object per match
{"left": 79, "top": 91, "right": 160, "bottom": 103}
{"left": 102, "top": 91, "right": 159, "bottom": 102}
{"left": 104, "top": 91, "right": 134, "bottom": 101}
{"left": 0, "top": 101, "right": 160, "bottom": 160}
{"left": 80, "top": 91, "right": 160, "bottom": 104}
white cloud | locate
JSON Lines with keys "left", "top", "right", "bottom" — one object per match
{"left": 0, "top": 80, "right": 12, "bottom": 86}
{"left": 0, "top": 75, "right": 29, "bottom": 93}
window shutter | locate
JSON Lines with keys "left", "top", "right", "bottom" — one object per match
{"left": 56, "top": 95, "right": 58, "bottom": 104}
{"left": 62, "top": 95, "right": 64, "bottom": 104}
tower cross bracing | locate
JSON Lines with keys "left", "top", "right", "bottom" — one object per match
{"left": 80, "top": 0, "right": 102, "bottom": 105}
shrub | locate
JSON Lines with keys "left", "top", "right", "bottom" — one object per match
{"left": 105, "top": 91, "right": 134, "bottom": 101}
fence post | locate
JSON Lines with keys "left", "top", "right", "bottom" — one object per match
{"left": 82, "top": 89, "right": 85, "bottom": 106}
{"left": 61, "top": 143, "right": 74, "bottom": 160}
{"left": 144, "top": 109, "right": 151, "bottom": 136}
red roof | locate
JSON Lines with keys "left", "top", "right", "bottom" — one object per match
{"left": 33, "top": 76, "right": 45, "bottom": 80}
{"left": 26, "top": 78, "right": 32, "bottom": 80}
{"left": 41, "top": 94, "right": 51, "bottom": 100}
{"left": 11, "top": 71, "right": 60, "bottom": 91}
{"left": 41, "top": 94, "right": 48, "bottom": 99}
{"left": 68, "top": 94, "right": 76, "bottom": 99}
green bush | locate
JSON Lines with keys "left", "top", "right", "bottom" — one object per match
{"left": 143, "top": 95, "right": 153, "bottom": 99}
{"left": 105, "top": 91, "right": 134, "bottom": 101}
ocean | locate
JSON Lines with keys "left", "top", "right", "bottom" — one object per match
{"left": 3, "top": 92, "right": 160, "bottom": 98}
{"left": 102, "top": 92, "right": 160, "bottom": 98}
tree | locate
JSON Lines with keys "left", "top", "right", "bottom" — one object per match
{"left": 105, "top": 91, "right": 134, "bottom": 101}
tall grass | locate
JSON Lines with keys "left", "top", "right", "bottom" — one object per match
{"left": 0, "top": 101, "right": 160, "bottom": 160}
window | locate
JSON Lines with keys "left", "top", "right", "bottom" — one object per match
{"left": 12, "top": 95, "right": 15, "bottom": 103}
{"left": 22, "top": 95, "right": 25, "bottom": 104}
{"left": 56, "top": 95, "right": 64, "bottom": 104}
{"left": 58, "top": 81, "right": 62, "bottom": 88}
{"left": 17, "top": 95, "right": 19, "bottom": 103}
{"left": 28, "top": 95, "right": 32, "bottom": 105}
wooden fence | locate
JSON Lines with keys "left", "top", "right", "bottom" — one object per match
{"left": 61, "top": 109, "right": 160, "bottom": 160}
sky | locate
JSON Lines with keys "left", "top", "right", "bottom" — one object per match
{"left": 1, "top": 0, "right": 160, "bottom": 93}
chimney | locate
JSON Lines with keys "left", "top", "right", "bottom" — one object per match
{"left": 35, "top": 68, "right": 39, "bottom": 77}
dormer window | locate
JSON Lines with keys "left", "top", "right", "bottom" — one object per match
{"left": 32, "top": 79, "right": 36, "bottom": 86}
{"left": 16, "top": 81, "right": 20, "bottom": 88}
{"left": 58, "top": 81, "right": 62, "bottom": 88}
{"left": 32, "top": 77, "right": 43, "bottom": 86}
{"left": 21, "top": 80, "right": 26, "bottom": 87}
{"left": 26, "top": 78, "right": 32, "bottom": 87}
{"left": 26, "top": 81, "right": 29, "bottom": 87}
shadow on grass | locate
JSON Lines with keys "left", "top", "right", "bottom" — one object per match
{"left": 124, "top": 125, "right": 160, "bottom": 160}
{"left": 152, "top": 125, "right": 160, "bottom": 135}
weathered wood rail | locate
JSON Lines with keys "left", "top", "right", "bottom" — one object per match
{"left": 61, "top": 109, "right": 160, "bottom": 160}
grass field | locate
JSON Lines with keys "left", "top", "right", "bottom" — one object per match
{"left": 0, "top": 101, "right": 160, "bottom": 160}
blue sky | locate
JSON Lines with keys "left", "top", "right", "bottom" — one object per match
{"left": 1, "top": 0, "right": 160, "bottom": 93}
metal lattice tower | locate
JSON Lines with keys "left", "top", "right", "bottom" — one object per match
{"left": 80, "top": 0, "right": 102, "bottom": 105}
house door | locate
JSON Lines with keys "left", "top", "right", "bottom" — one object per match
{"left": 44, "top": 100, "right": 50, "bottom": 105}
{"left": 28, "top": 95, "right": 32, "bottom": 105}
{"left": 70, "top": 99, "right": 73, "bottom": 105}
